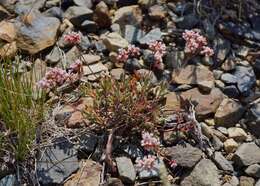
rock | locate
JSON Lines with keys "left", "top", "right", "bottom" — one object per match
{"left": 215, "top": 98, "right": 245, "bottom": 127}
{"left": 81, "top": 20, "right": 97, "bottom": 32}
{"left": 165, "top": 51, "right": 185, "bottom": 70}
{"left": 0, "top": 5, "right": 9, "bottom": 21}
{"left": 213, "top": 37, "right": 231, "bottom": 62}
{"left": 164, "top": 92, "right": 181, "bottom": 111}
{"left": 15, "top": 11, "right": 60, "bottom": 54}
{"left": 108, "top": 177, "right": 124, "bottom": 186}
{"left": 37, "top": 137, "right": 79, "bottom": 185}
{"left": 121, "top": 144, "right": 143, "bottom": 159}
{"left": 64, "top": 160, "right": 101, "bottom": 186}
{"left": 246, "top": 102, "right": 260, "bottom": 137}
{"left": 112, "top": 5, "right": 142, "bottom": 27}
{"left": 136, "top": 69, "right": 157, "bottom": 84}
{"left": 213, "top": 129, "right": 228, "bottom": 142}
{"left": 180, "top": 88, "right": 224, "bottom": 118}
{"left": 79, "top": 35, "right": 91, "bottom": 50}
{"left": 176, "top": 14, "right": 199, "bottom": 29}
{"left": 0, "top": 41, "right": 17, "bottom": 59}
{"left": 0, "top": 21, "right": 16, "bottom": 42}
{"left": 256, "top": 179, "right": 260, "bottom": 186}
{"left": 213, "top": 152, "right": 234, "bottom": 172}
{"left": 239, "top": 176, "right": 255, "bottom": 186}
{"left": 221, "top": 58, "right": 236, "bottom": 72}
{"left": 124, "top": 58, "right": 142, "bottom": 72}
{"left": 138, "top": 0, "right": 156, "bottom": 8}
{"left": 174, "top": 84, "right": 193, "bottom": 92}
{"left": 0, "top": 0, "right": 16, "bottom": 13}
{"left": 138, "top": 158, "right": 163, "bottom": 179}
{"left": 201, "top": 122, "right": 213, "bottom": 139}
{"left": 0, "top": 175, "right": 16, "bottom": 186}
{"left": 14, "top": 0, "right": 45, "bottom": 14}
{"left": 43, "top": 7, "right": 63, "bottom": 20}
{"left": 102, "top": 32, "right": 129, "bottom": 52}
{"left": 83, "top": 62, "right": 108, "bottom": 76}
{"left": 181, "top": 159, "right": 221, "bottom": 186}
{"left": 116, "top": 157, "right": 136, "bottom": 183}
{"left": 165, "top": 143, "right": 203, "bottom": 168}
{"left": 223, "top": 85, "right": 240, "bottom": 98}
{"left": 233, "top": 66, "right": 256, "bottom": 96}
{"left": 123, "top": 25, "right": 144, "bottom": 44}
{"left": 45, "top": 46, "right": 62, "bottom": 64}
{"left": 172, "top": 65, "right": 214, "bottom": 85}
{"left": 78, "top": 133, "right": 98, "bottom": 157}
{"left": 93, "top": 1, "right": 111, "bottom": 28}
{"left": 80, "top": 54, "right": 101, "bottom": 65}
{"left": 64, "top": 6, "right": 93, "bottom": 26}
{"left": 65, "top": 46, "right": 81, "bottom": 67}
{"left": 148, "top": 5, "right": 166, "bottom": 20}
{"left": 224, "top": 139, "right": 238, "bottom": 153}
{"left": 232, "top": 142, "right": 260, "bottom": 167}
{"left": 212, "top": 135, "right": 224, "bottom": 151}
{"left": 245, "top": 164, "right": 260, "bottom": 178}
{"left": 73, "top": 0, "right": 92, "bottom": 8}
{"left": 213, "top": 70, "right": 223, "bottom": 80}
{"left": 198, "top": 80, "right": 214, "bottom": 92}
{"left": 221, "top": 73, "right": 238, "bottom": 84}
{"left": 227, "top": 127, "right": 247, "bottom": 142}
{"left": 139, "top": 28, "right": 162, "bottom": 45}
{"left": 110, "top": 68, "right": 125, "bottom": 80}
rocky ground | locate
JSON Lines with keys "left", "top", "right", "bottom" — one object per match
{"left": 1, "top": 0, "right": 260, "bottom": 185}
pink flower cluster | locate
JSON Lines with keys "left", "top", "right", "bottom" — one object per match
{"left": 141, "top": 132, "right": 160, "bottom": 151}
{"left": 37, "top": 68, "right": 69, "bottom": 90}
{"left": 182, "top": 30, "right": 214, "bottom": 57}
{"left": 37, "top": 60, "right": 83, "bottom": 90}
{"left": 64, "top": 31, "right": 81, "bottom": 45}
{"left": 136, "top": 155, "right": 157, "bottom": 171}
{"left": 117, "top": 45, "right": 140, "bottom": 62}
{"left": 68, "top": 59, "right": 82, "bottom": 73}
{"left": 149, "top": 41, "right": 166, "bottom": 64}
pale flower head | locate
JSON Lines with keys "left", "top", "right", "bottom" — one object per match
{"left": 141, "top": 132, "right": 160, "bottom": 151}
{"left": 136, "top": 155, "right": 157, "bottom": 171}
{"left": 64, "top": 31, "right": 81, "bottom": 45}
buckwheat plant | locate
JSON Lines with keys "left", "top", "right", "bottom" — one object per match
{"left": 37, "top": 60, "right": 83, "bottom": 91}
{"left": 182, "top": 30, "right": 214, "bottom": 57}
{"left": 148, "top": 40, "right": 167, "bottom": 70}
{"left": 117, "top": 45, "right": 140, "bottom": 62}
{"left": 64, "top": 31, "right": 81, "bottom": 45}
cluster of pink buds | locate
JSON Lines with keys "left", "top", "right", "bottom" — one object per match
{"left": 117, "top": 45, "right": 140, "bottom": 62}
{"left": 141, "top": 132, "right": 160, "bottom": 151}
{"left": 148, "top": 41, "right": 166, "bottom": 69}
{"left": 136, "top": 155, "right": 157, "bottom": 171}
{"left": 64, "top": 31, "right": 81, "bottom": 45}
{"left": 169, "top": 159, "right": 177, "bottom": 168}
{"left": 68, "top": 59, "right": 83, "bottom": 73}
{"left": 37, "top": 60, "right": 83, "bottom": 90}
{"left": 37, "top": 68, "right": 69, "bottom": 90}
{"left": 182, "top": 30, "right": 214, "bottom": 57}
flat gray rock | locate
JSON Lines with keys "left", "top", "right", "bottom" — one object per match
{"left": 37, "top": 137, "right": 79, "bottom": 185}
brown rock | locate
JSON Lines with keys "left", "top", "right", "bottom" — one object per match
{"left": 239, "top": 176, "right": 255, "bottom": 186}
{"left": 215, "top": 98, "right": 245, "bottom": 127}
{"left": 83, "top": 62, "right": 108, "bottom": 76}
{"left": 164, "top": 92, "right": 181, "bottom": 112}
{"left": 65, "top": 160, "right": 102, "bottom": 186}
{"left": 113, "top": 5, "right": 143, "bottom": 26}
{"left": 172, "top": 65, "right": 214, "bottom": 85}
{"left": 15, "top": 11, "right": 60, "bottom": 54}
{"left": 110, "top": 68, "right": 125, "bottom": 80}
{"left": 80, "top": 54, "right": 101, "bottom": 65}
{"left": 102, "top": 32, "right": 128, "bottom": 52}
{"left": 180, "top": 88, "right": 224, "bottom": 118}
{"left": 93, "top": 1, "right": 111, "bottom": 28}
{"left": 224, "top": 138, "right": 238, "bottom": 153}
{"left": 0, "top": 41, "right": 17, "bottom": 58}
{"left": 148, "top": 5, "right": 166, "bottom": 20}
{"left": 227, "top": 127, "right": 247, "bottom": 142}
{"left": 0, "top": 21, "right": 16, "bottom": 42}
